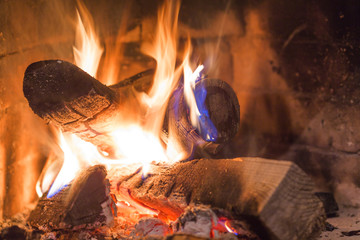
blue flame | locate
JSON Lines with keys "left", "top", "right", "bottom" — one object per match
{"left": 194, "top": 80, "right": 218, "bottom": 142}
{"left": 47, "top": 184, "right": 68, "bottom": 198}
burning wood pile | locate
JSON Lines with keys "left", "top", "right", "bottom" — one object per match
{"left": 0, "top": 0, "right": 327, "bottom": 239}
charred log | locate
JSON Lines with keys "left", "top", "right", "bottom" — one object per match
{"left": 28, "top": 165, "right": 116, "bottom": 231}
{"left": 164, "top": 78, "right": 240, "bottom": 158}
{"left": 118, "top": 158, "right": 326, "bottom": 240}
{"left": 23, "top": 60, "right": 152, "bottom": 157}
{"left": 23, "top": 60, "right": 240, "bottom": 159}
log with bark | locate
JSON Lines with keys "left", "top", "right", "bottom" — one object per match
{"left": 117, "top": 158, "right": 326, "bottom": 240}
{"left": 28, "top": 165, "right": 116, "bottom": 231}
{"left": 23, "top": 60, "right": 240, "bottom": 159}
{"left": 23, "top": 60, "right": 153, "bottom": 158}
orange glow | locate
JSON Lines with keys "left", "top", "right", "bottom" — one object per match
{"left": 41, "top": 0, "right": 202, "bottom": 206}
{"left": 73, "top": 3, "right": 103, "bottom": 77}
{"left": 224, "top": 220, "right": 238, "bottom": 235}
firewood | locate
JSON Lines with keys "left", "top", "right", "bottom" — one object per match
{"left": 164, "top": 78, "right": 240, "bottom": 158}
{"left": 23, "top": 60, "right": 153, "bottom": 157}
{"left": 118, "top": 158, "right": 326, "bottom": 240}
{"left": 23, "top": 60, "right": 240, "bottom": 159}
{"left": 28, "top": 165, "right": 116, "bottom": 231}
{"left": 23, "top": 60, "right": 117, "bottom": 156}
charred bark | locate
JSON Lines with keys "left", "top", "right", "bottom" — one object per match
{"left": 23, "top": 60, "right": 152, "bottom": 157}
{"left": 23, "top": 60, "right": 118, "bottom": 156}
{"left": 23, "top": 60, "right": 240, "bottom": 159}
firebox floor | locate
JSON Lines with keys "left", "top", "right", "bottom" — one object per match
{"left": 319, "top": 206, "right": 360, "bottom": 239}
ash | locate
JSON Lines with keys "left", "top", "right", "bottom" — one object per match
{"left": 173, "top": 206, "right": 219, "bottom": 238}
{"left": 0, "top": 203, "right": 256, "bottom": 239}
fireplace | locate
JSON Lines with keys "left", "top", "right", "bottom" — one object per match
{"left": 1, "top": 0, "right": 360, "bottom": 239}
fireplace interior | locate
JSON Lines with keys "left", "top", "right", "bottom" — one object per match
{"left": 1, "top": 0, "right": 360, "bottom": 239}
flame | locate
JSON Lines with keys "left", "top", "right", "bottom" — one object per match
{"left": 73, "top": 2, "right": 103, "bottom": 77}
{"left": 224, "top": 220, "right": 239, "bottom": 236}
{"left": 40, "top": 0, "right": 205, "bottom": 203}
{"left": 183, "top": 54, "right": 205, "bottom": 131}
{"left": 183, "top": 53, "right": 218, "bottom": 142}
{"left": 139, "top": 0, "right": 184, "bottom": 153}
{"left": 46, "top": 133, "right": 80, "bottom": 197}
{"left": 110, "top": 125, "right": 168, "bottom": 177}
{"left": 215, "top": 218, "right": 240, "bottom": 236}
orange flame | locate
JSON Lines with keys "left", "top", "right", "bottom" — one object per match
{"left": 39, "top": 0, "right": 202, "bottom": 200}
{"left": 73, "top": 2, "right": 103, "bottom": 77}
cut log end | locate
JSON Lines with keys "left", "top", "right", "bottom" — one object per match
{"left": 165, "top": 78, "right": 240, "bottom": 158}
{"left": 196, "top": 78, "right": 240, "bottom": 143}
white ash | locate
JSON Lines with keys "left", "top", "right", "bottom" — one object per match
{"left": 41, "top": 232, "right": 57, "bottom": 240}
{"left": 173, "top": 206, "right": 220, "bottom": 238}
{"left": 134, "top": 217, "right": 170, "bottom": 237}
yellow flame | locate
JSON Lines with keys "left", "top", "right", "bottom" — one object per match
{"left": 110, "top": 125, "right": 168, "bottom": 174}
{"left": 41, "top": 0, "right": 202, "bottom": 198}
{"left": 140, "top": 0, "right": 183, "bottom": 137}
{"left": 47, "top": 133, "right": 81, "bottom": 197}
{"left": 73, "top": 4, "right": 103, "bottom": 77}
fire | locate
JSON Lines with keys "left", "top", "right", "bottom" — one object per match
{"left": 47, "top": 133, "right": 81, "bottom": 198}
{"left": 183, "top": 50, "right": 218, "bottom": 142}
{"left": 73, "top": 2, "right": 103, "bottom": 78}
{"left": 183, "top": 56, "right": 205, "bottom": 133}
{"left": 38, "top": 0, "right": 210, "bottom": 207}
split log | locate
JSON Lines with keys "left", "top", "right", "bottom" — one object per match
{"left": 28, "top": 165, "right": 116, "bottom": 231}
{"left": 118, "top": 158, "right": 326, "bottom": 240}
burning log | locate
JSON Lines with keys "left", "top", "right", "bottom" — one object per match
{"left": 23, "top": 60, "right": 119, "bottom": 156}
{"left": 23, "top": 60, "right": 240, "bottom": 158}
{"left": 28, "top": 165, "right": 116, "bottom": 231}
{"left": 164, "top": 78, "right": 240, "bottom": 157}
{"left": 23, "top": 60, "right": 153, "bottom": 157}
{"left": 118, "top": 158, "right": 326, "bottom": 240}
